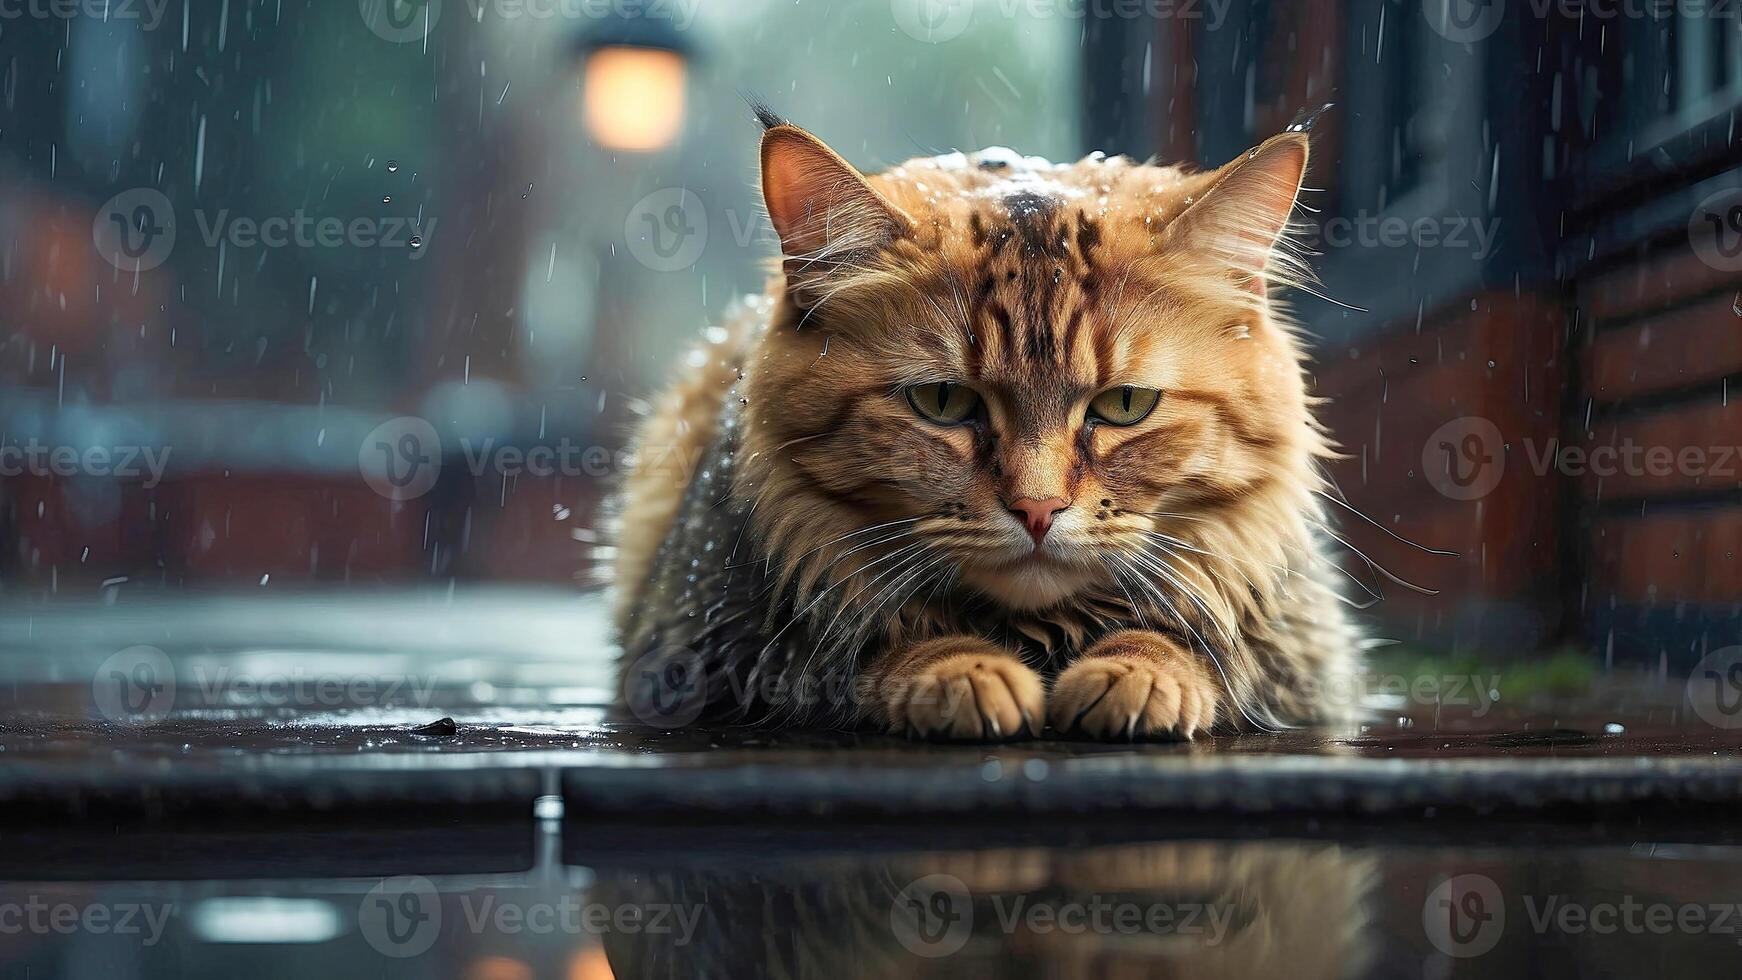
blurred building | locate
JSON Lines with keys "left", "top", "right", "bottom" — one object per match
{"left": 1154, "top": 1, "right": 1742, "bottom": 669}
{"left": 0, "top": 1, "right": 1078, "bottom": 594}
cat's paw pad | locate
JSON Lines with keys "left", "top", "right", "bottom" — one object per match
{"left": 883, "top": 652, "right": 1043, "bottom": 741}
{"left": 1049, "top": 654, "right": 1219, "bottom": 739}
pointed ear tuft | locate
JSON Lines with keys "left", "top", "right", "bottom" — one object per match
{"left": 760, "top": 125, "right": 910, "bottom": 262}
{"left": 1166, "top": 132, "right": 1309, "bottom": 291}
{"left": 747, "top": 97, "right": 784, "bottom": 131}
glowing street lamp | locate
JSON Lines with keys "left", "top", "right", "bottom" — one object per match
{"left": 576, "top": 20, "right": 692, "bottom": 153}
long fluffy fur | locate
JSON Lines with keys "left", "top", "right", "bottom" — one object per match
{"left": 613, "top": 128, "right": 1359, "bottom": 733}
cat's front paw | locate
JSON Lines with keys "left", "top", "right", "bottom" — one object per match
{"left": 1049, "top": 630, "right": 1220, "bottom": 739}
{"left": 876, "top": 641, "right": 1043, "bottom": 741}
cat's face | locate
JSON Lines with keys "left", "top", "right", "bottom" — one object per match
{"left": 743, "top": 126, "right": 1316, "bottom": 611}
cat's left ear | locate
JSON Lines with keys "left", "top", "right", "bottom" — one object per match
{"left": 761, "top": 125, "right": 910, "bottom": 256}
{"left": 761, "top": 123, "right": 912, "bottom": 308}
{"left": 1165, "top": 132, "right": 1309, "bottom": 292}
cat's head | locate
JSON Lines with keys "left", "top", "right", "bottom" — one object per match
{"left": 739, "top": 116, "right": 1326, "bottom": 613}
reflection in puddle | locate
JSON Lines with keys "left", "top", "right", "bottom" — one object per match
{"left": 596, "top": 843, "right": 1377, "bottom": 978}
{"left": 8, "top": 837, "right": 1742, "bottom": 977}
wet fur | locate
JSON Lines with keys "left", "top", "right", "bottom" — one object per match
{"left": 612, "top": 118, "right": 1359, "bottom": 739}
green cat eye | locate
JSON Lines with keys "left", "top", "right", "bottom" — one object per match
{"left": 1088, "top": 385, "right": 1162, "bottom": 426}
{"left": 905, "top": 381, "right": 981, "bottom": 425}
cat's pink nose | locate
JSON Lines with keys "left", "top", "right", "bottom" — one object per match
{"left": 1006, "top": 497, "right": 1070, "bottom": 545}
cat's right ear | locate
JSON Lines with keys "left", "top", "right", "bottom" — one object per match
{"left": 760, "top": 124, "right": 910, "bottom": 277}
{"left": 1163, "top": 132, "right": 1309, "bottom": 294}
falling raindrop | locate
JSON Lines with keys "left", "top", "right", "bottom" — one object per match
{"left": 386, "top": 160, "right": 401, "bottom": 173}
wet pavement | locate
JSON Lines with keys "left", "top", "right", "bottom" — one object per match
{"left": 2, "top": 589, "right": 1741, "bottom": 977}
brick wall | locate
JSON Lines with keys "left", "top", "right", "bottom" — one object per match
{"left": 1572, "top": 243, "right": 1742, "bottom": 666}
{"left": 1315, "top": 292, "right": 1570, "bottom": 651}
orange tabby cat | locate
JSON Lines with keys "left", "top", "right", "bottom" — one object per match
{"left": 612, "top": 106, "right": 1358, "bottom": 740}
